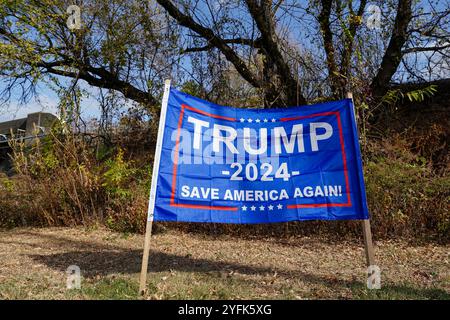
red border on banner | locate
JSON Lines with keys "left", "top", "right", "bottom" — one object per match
{"left": 170, "top": 104, "right": 238, "bottom": 211}
{"left": 170, "top": 105, "right": 351, "bottom": 210}
{"left": 280, "top": 112, "right": 352, "bottom": 208}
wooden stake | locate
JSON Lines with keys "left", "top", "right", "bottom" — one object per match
{"left": 346, "top": 92, "right": 376, "bottom": 267}
{"left": 139, "top": 220, "right": 153, "bottom": 294}
{"left": 139, "top": 80, "right": 171, "bottom": 295}
{"left": 362, "top": 219, "right": 375, "bottom": 266}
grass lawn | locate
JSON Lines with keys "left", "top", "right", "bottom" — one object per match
{"left": 0, "top": 227, "right": 448, "bottom": 300}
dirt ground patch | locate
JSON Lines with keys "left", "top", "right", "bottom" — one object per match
{"left": 0, "top": 227, "right": 448, "bottom": 299}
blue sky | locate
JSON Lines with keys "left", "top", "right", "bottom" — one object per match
{"left": 0, "top": 79, "right": 117, "bottom": 122}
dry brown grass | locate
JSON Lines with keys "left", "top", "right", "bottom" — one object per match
{"left": 0, "top": 227, "right": 448, "bottom": 300}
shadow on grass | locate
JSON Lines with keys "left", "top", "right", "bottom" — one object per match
{"left": 7, "top": 230, "right": 446, "bottom": 300}
{"left": 25, "top": 250, "right": 449, "bottom": 300}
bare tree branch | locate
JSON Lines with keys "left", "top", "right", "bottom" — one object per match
{"left": 245, "top": 0, "right": 306, "bottom": 105}
{"left": 319, "top": 0, "right": 340, "bottom": 96}
{"left": 181, "top": 37, "right": 262, "bottom": 53}
{"left": 156, "top": 0, "right": 262, "bottom": 89}
{"left": 402, "top": 44, "right": 450, "bottom": 54}
{"left": 371, "top": 0, "right": 413, "bottom": 97}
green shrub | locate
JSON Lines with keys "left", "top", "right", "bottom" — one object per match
{"left": 365, "top": 157, "right": 449, "bottom": 240}
{"left": 102, "top": 148, "right": 136, "bottom": 199}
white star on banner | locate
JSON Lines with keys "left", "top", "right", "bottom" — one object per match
{"left": 271, "top": 118, "right": 276, "bottom": 122}
{"left": 263, "top": 119, "right": 268, "bottom": 123}
{"left": 250, "top": 205, "right": 256, "bottom": 211}
{"left": 268, "top": 205, "right": 274, "bottom": 210}
{"left": 242, "top": 205, "right": 247, "bottom": 211}
{"left": 248, "top": 118, "right": 253, "bottom": 123}
{"left": 277, "top": 204, "right": 283, "bottom": 210}
{"left": 240, "top": 118, "right": 245, "bottom": 122}
{"left": 259, "top": 205, "right": 265, "bottom": 211}
{"left": 255, "top": 119, "right": 261, "bottom": 123}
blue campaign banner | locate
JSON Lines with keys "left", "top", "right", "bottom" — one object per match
{"left": 150, "top": 88, "right": 369, "bottom": 223}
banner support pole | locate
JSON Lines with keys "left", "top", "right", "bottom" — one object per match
{"left": 346, "top": 92, "right": 375, "bottom": 267}
{"left": 139, "top": 220, "right": 153, "bottom": 294}
{"left": 139, "top": 79, "right": 172, "bottom": 295}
